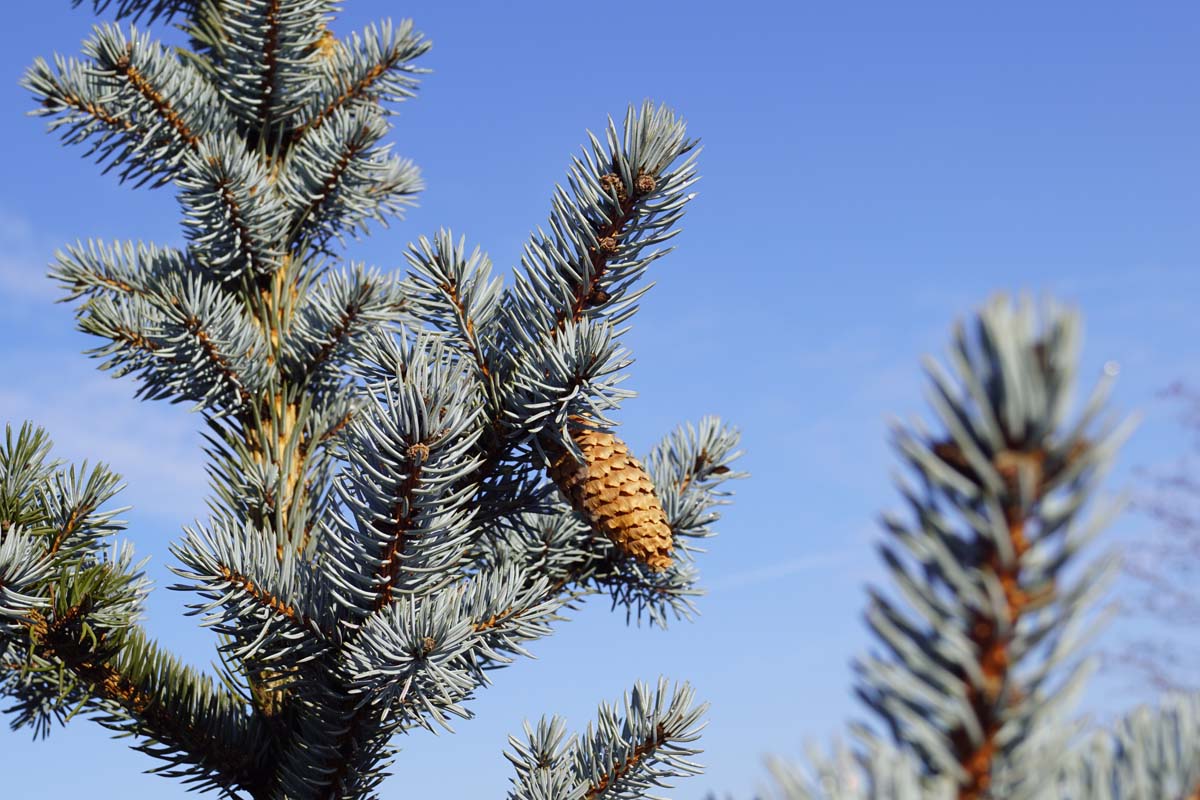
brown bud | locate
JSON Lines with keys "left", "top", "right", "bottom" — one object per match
{"left": 634, "top": 172, "right": 657, "bottom": 194}
{"left": 315, "top": 28, "right": 338, "bottom": 60}
{"left": 251, "top": 668, "right": 293, "bottom": 718}
{"left": 993, "top": 448, "right": 1046, "bottom": 498}
{"left": 599, "top": 173, "right": 628, "bottom": 202}
{"left": 598, "top": 235, "right": 619, "bottom": 253}
{"left": 545, "top": 422, "right": 673, "bottom": 572}
{"left": 407, "top": 442, "right": 431, "bottom": 464}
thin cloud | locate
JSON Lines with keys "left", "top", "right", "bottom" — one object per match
{"left": 709, "top": 548, "right": 860, "bottom": 591}
{"left": 0, "top": 209, "right": 207, "bottom": 519}
{"left": 0, "top": 207, "right": 56, "bottom": 301}
{"left": 0, "top": 376, "right": 208, "bottom": 519}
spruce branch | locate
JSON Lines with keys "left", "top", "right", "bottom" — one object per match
{"left": 750, "top": 738, "right": 956, "bottom": 800}
{"left": 281, "top": 104, "right": 422, "bottom": 248}
{"left": 461, "top": 559, "right": 567, "bottom": 669}
{"left": 503, "top": 317, "right": 635, "bottom": 444}
{"left": 1085, "top": 692, "right": 1200, "bottom": 798}
{"left": 213, "top": 0, "right": 334, "bottom": 131}
{"left": 74, "top": 0, "right": 193, "bottom": 22}
{"left": 471, "top": 102, "right": 698, "bottom": 453}
{"left": 108, "top": 42, "right": 201, "bottom": 149}
{"left": 342, "top": 590, "right": 478, "bottom": 733}
{"left": 179, "top": 135, "right": 289, "bottom": 280}
{"left": 401, "top": 229, "right": 504, "bottom": 394}
{"left": 472, "top": 433, "right": 743, "bottom": 631}
{"left": 283, "top": 263, "right": 414, "bottom": 387}
{"left": 292, "top": 19, "right": 431, "bottom": 141}
{"left": 170, "top": 522, "right": 337, "bottom": 664}
{"left": 19, "top": 3, "right": 737, "bottom": 796}
{"left": 270, "top": 572, "right": 562, "bottom": 799}
{"left": 503, "top": 101, "right": 699, "bottom": 347}
{"left": 199, "top": 393, "right": 352, "bottom": 554}
{"left": 741, "top": 299, "right": 1194, "bottom": 800}
{"left": 24, "top": 24, "right": 232, "bottom": 188}
{"left": 479, "top": 102, "right": 701, "bottom": 581}
{"left": 0, "top": 529, "right": 54, "bottom": 631}
{"left": 0, "top": 423, "right": 264, "bottom": 797}
{"left": 645, "top": 417, "right": 747, "bottom": 556}
{"left": 25, "top": 618, "right": 269, "bottom": 798}
{"left": 53, "top": 240, "right": 272, "bottom": 411}
{"left": 323, "top": 332, "right": 485, "bottom": 617}
{"left": 505, "top": 679, "right": 707, "bottom": 800}
{"left": 852, "top": 295, "right": 1134, "bottom": 798}
{"left": 53, "top": 239, "right": 199, "bottom": 303}
{"left": 77, "top": 273, "right": 267, "bottom": 408}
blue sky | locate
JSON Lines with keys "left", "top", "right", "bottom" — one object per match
{"left": 1, "top": 1, "right": 1198, "bottom": 797}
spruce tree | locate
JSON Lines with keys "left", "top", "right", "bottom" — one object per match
{"left": 4, "top": 2, "right": 745, "bottom": 797}
{"left": 748, "top": 297, "right": 1200, "bottom": 799}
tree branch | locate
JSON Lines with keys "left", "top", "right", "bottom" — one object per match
{"left": 25, "top": 609, "right": 267, "bottom": 797}
{"left": 114, "top": 44, "right": 201, "bottom": 148}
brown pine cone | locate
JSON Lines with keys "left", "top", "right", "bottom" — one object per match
{"left": 545, "top": 422, "right": 673, "bottom": 572}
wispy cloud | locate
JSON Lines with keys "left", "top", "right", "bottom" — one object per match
{"left": 708, "top": 548, "right": 861, "bottom": 591}
{"left": 0, "top": 207, "right": 210, "bottom": 521}
{"left": 0, "top": 207, "right": 57, "bottom": 301}
{"left": 0, "top": 375, "right": 208, "bottom": 519}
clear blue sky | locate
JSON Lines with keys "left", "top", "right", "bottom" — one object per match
{"left": 1, "top": 2, "right": 1198, "bottom": 797}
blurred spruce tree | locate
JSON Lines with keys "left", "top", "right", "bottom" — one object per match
{"left": 748, "top": 299, "right": 1200, "bottom": 799}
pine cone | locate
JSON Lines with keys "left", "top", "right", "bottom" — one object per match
{"left": 545, "top": 423, "right": 673, "bottom": 572}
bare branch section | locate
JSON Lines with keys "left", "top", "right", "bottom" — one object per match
{"left": 1114, "top": 381, "right": 1200, "bottom": 693}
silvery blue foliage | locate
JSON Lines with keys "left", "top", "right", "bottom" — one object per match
{"left": 7, "top": 2, "right": 743, "bottom": 798}
{"left": 852, "top": 297, "right": 1133, "bottom": 797}
{"left": 1050, "top": 693, "right": 1200, "bottom": 800}
{"left": 1108, "top": 693, "right": 1200, "bottom": 798}
{"left": 280, "top": 103, "right": 423, "bottom": 248}
{"left": 498, "top": 104, "right": 699, "bottom": 465}
{"left": 171, "top": 520, "right": 336, "bottom": 665}
{"left": 746, "top": 299, "right": 1198, "bottom": 800}
{"left": 210, "top": 0, "right": 336, "bottom": 127}
{"left": 180, "top": 134, "right": 290, "bottom": 279}
{"left": 752, "top": 737, "right": 956, "bottom": 800}
{"left": 26, "top": 23, "right": 232, "bottom": 187}
{"left": 645, "top": 416, "right": 746, "bottom": 557}
{"left": 506, "top": 679, "right": 708, "bottom": 800}
{"left": 323, "top": 332, "right": 486, "bottom": 607}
